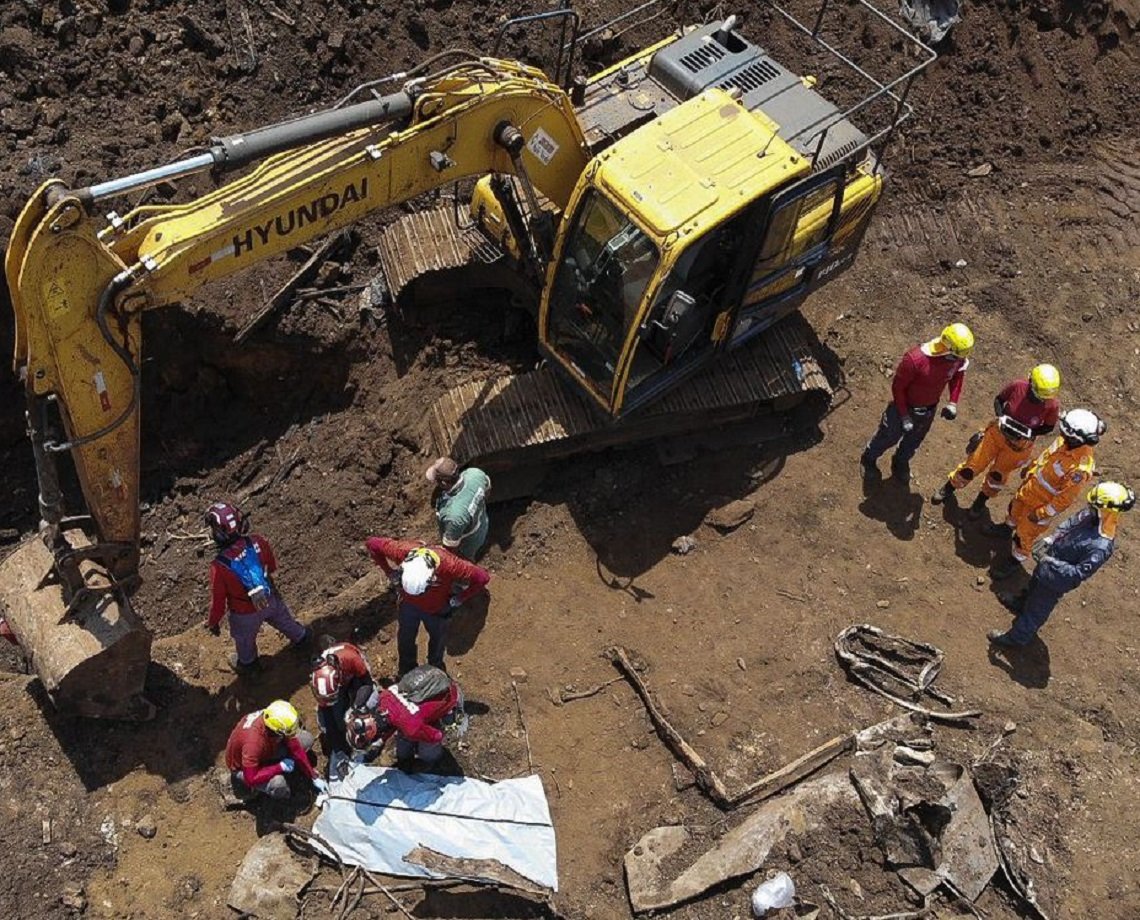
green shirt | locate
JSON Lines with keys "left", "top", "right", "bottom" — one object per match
{"left": 435, "top": 468, "right": 491, "bottom": 549}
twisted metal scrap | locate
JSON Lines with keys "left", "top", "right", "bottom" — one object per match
{"left": 835, "top": 625, "right": 982, "bottom": 723}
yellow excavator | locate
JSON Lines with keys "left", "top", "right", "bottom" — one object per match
{"left": 1, "top": 4, "right": 933, "bottom": 717}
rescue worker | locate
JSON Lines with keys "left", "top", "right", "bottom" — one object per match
{"left": 365, "top": 537, "right": 490, "bottom": 676}
{"left": 990, "top": 408, "right": 1104, "bottom": 578}
{"left": 861, "top": 323, "right": 974, "bottom": 483}
{"left": 426, "top": 456, "right": 492, "bottom": 561}
{"left": 309, "top": 641, "right": 375, "bottom": 758}
{"left": 203, "top": 501, "right": 311, "bottom": 673}
{"left": 989, "top": 482, "right": 1134, "bottom": 647}
{"left": 931, "top": 364, "right": 1061, "bottom": 517}
{"left": 225, "top": 700, "right": 328, "bottom": 800}
{"left": 346, "top": 664, "right": 463, "bottom": 768}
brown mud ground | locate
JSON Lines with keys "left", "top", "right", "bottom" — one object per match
{"left": 3, "top": 0, "right": 1140, "bottom": 917}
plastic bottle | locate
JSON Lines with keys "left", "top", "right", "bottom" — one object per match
{"left": 751, "top": 872, "right": 795, "bottom": 916}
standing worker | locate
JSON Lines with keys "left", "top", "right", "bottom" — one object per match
{"left": 225, "top": 700, "right": 327, "bottom": 800}
{"left": 346, "top": 664, "right": 463, "bottom": 769}
{"left": 365, "top": 537, "right": 490, "bottom": 675}
{"left": 861, "top": 323, "right": 974, "bottom": 483}
{"left": 203, "top": 501, "right": 311, "bottom": 673}
{"left": 991, "top": 408, "right": 1104, "bottom": 578}
{"left": 309, "top": 641, "right": 376, "bottom": 758}
{"left": 931, "top": 364, "right": 1061, "bottom": 517}
{"left": 989, "top": 482, "right": 1134, "bottom": 647}
{"left": 426, "top": 457, "right": 492, "bottom": 560}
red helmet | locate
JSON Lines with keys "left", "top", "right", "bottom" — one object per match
{"left": 346, "top": 710, "right": 389, "bottom": 751}
{"left": 205, "top": 501, "right": 247, "bottom": 545}
{"left": 310, "top": 661, "right": 343, "bottom": 705}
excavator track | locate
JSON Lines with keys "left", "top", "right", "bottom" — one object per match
{"left": 429, "top": 313, "right": 833, "bottom": 471}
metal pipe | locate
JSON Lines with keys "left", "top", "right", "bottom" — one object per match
{"left": 27, "top": 401, "right": 63, "bottom": 529}
{"left": 82, "top": 153, "right": 215, "bottom": 203}
{"left": 78, "top": 90, "right": 414, "bottom": 203}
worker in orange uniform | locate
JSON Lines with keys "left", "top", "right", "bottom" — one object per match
{"left": 931, "top": 364, "right": 1061, "bottom": 518}
{"left": 991, "top": 408, "right": 1105, "bottom": 578}
{"left": 861, "top": 323, "right": 973, "bottom": 483}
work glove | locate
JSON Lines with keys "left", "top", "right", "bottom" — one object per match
{"left": 279, "top": 758, "right": 296, "bottom": 774}
{"left": 1031, "top": 537, "right": 1054, "bottom": 563}
{"left": 205, "top": 622, "right": 221, "bottom": 637}
{"left": 900, "top": 415, "right": 915, "bottom": 434}
{"left": 312, "top": 777, "right": 329, "bottom": 794}
{"left": 941, "top": 403, "right": 958, "bottom": 421}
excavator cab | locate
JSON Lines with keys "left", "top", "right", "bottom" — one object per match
{"left": 539, "top": 88, "right": 872, "bottom": 418}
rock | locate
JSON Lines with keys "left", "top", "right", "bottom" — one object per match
{"left": 976, "top": 575, "right": 986, "bottom": 585}
{"left": 671, "top": 535, "right": 697, "bottom": 555}
{"left": 0, "top": 26, "right": 36, "bottom": 68}
{"left": 876, "top": 599, "right": 890, "bottom": 609}
{"left": 671, "top": 762, "right": 696, "bottom": 791}
{"left": 59, "top": 842, "right": 78, "bottom": 859}
{"left": 136, "top": 815, "right": 157, "bottom": 839}
{"left": 966, "top": 163, "right": 993, "bottom": 178}
{"left": 76, "top": 12, "right": 102, "bottom": 36}
{"left": 736, "top": 657, "right": 746, "bottom": 671}
{"left": 128, "top": 35, "right": 146, "bottom": 56}
{"left": 509, "top": 667, "right": 528, "bottom": 683}
{"left": 711, "top": 711, "right": 729, "bottom": 727}
{"left": 953, "top": 258, "right": 968, "bottom": 269}
{"left": 60, "top": 885, "right": 86, "bottom": 912}
{"left": 1003, "top": 721, "right": 1017, "bottom": 735}
{"left": 1082, "top": 311, "right": 1094, "bottom": 322}
{"left": 54, "top": 16, "right": 78, "bottom": 46}
{"left": 228, "top": 836, "right": 316, "bottom": 920}
{"left": 704, "top": 499, "right": 755, "bottom": 533}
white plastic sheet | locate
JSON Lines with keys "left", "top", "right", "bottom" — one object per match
{"left": 311, "top": 764, "right": 558, "bottom": 891}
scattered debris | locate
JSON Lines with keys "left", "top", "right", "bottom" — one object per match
{"left": 966, "top": 163, "right": 994, "bottom": 177}
{"left": 752, "top": 871, "right": 796, "bottom": 915}
{"left": 671, "top": 535, "right": 698, "bottom": 555}
{"left": 405, "top": 846, "right": 549, "bottom": 897}
{"left": 557, "top": 676, "right": 623, "bottom": 704}
{"left": 235, "top": 230, "right": 354, "bottom": 343}
{"left": 835, "top": 625, "right": 982, "bottom": 723}
{"left": 704, "top": 499, "right": 755, "bottom": 532}
{"left": 899, "top": 0, "right": 961, "bottom": 43}
{"left": 609, "top": 645, "right": 892, "bottom": 809}
{"left": 512, "top": 680, "right": 535, "bottom": 773}
{"left": 227, "top": 834, "right": 316, "bottom": 920}
{"left": 60, "top": 884, "right": 87, "bottom": 913}
{"left": 624, "top": 773, "right": 857, "bottom": 912}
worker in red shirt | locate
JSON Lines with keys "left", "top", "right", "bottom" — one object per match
{"left": 366, "top": 537, "right": 490, "bottom": 676}
{"left": 861, "top": 323, "right": 974, "bottom": 483}
{"left": 346, "top": 665, "right": 463, "bottom": 768}
{"left": 225, "top": 700, "right": 327, "bottom": 800}
{"left": 309, "top": 641, "right": 376, "bottom": 758}
{"left": 202, "top": 501, "right": 310, "bottom": 673}
{"left": 931, "top": 364, "right": 1061, "bottom": 517}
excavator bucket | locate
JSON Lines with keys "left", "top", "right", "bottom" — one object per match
{"left": 0, "top": 534, "right": 154, "bottom": 721}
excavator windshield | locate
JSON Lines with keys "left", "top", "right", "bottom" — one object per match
{"left": 545, "top": 190, "right": 658, "bottom": 404}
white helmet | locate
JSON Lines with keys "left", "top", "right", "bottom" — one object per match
{"left": 1059, "top": 408, "right": 1105, "bottom": 446}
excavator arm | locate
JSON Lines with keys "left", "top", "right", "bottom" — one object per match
{"left": 2, "top": 56, "right": 589, "bottom": 718}
{"left": 10, "top": 57, "right": 589, "bottom": 573}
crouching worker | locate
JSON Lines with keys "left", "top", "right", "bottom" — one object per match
{"left": 309, "top": 641, "right": 376, "bottom": 758}
{"left": 346, "top": 665, "right": 463, "bottom": 769}
{"left": 225, "top": 700, "right": 328, "bottom": 800}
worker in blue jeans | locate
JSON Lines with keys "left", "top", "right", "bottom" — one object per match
{"left": 989, "top": 481, "right": 1133, "bottom": 647}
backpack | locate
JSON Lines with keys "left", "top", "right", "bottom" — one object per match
{"left": 216, "top": 537, "right": 273, "bottom": 610}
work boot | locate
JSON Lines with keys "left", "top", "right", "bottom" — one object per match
{"left": 860, "top": 452, "right": 879, "bottom": 481}
{"left": 984, "top": 521, "right": 1012, "bottom": 538}
{"left": 968, "top": 494, "right": 990, "bottom": 520}
{"left": 228, "top": 653, "right": 264, "bottom": 675}
{"left": 987, "top": 629, "right": 1017, "bottom": 648}
{"left": 991, "top": 556, "right": 1023, "bottom": 580}
{"left": 930, "top": 482, "right": 955, "bottom": 505}
{"left": 890, "top": 458, "right": 910, "bottom": 483}
{"left": 291, "top": 627, "right": 314, "bottom": 651}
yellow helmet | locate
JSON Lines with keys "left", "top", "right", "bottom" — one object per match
{"left": 262, "top": 700, "right": 300, "bottom": 737}
{"left": 1087, "top": 481, "right": 1136, "bottom": 513}
{"left": 939, "top": 323, "right": 974, "bottom": 358}
{"left": 1029, "top": 363, "right": 1060, "bottom": 400}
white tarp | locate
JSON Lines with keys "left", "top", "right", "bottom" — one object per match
{"left": 311, "top": 764, "right": 558, "bottom": 891}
